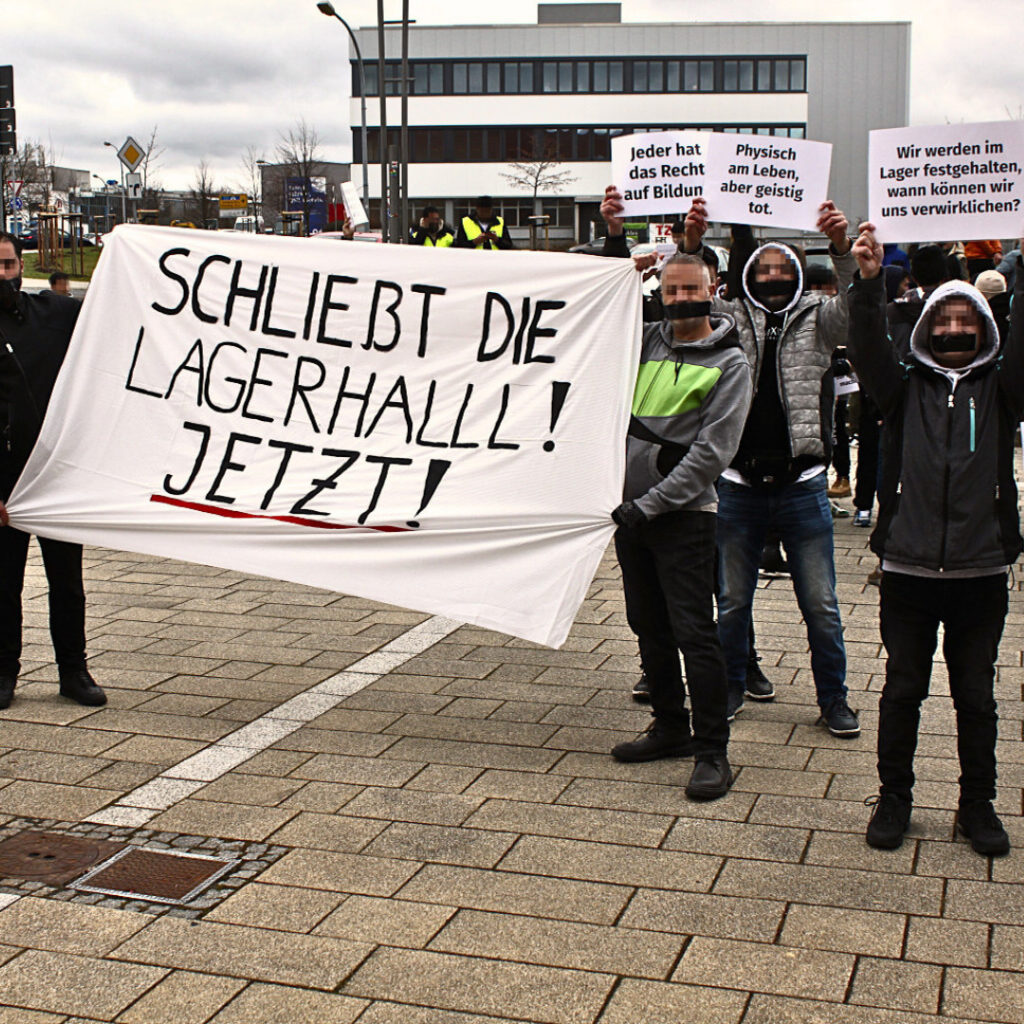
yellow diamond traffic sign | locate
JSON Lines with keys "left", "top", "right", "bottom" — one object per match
{"left": 117, "top": 136, "right": 146, "bottom": 172}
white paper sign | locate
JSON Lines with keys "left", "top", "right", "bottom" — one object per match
{"left": 702, "top": 135, "right": 833, "bottom": 232}
{"left": 6, "top": 226, "right": 642, "bottom": 648}
{"left": 611, "top": 130, "right": 710, "bottom": 217}
{"left": 340, "top": 179, "right": 369, "bottom": 228}
{"left": 869, "top": 120, "right": 1024, "bottom": 243}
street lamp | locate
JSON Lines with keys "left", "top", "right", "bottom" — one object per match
{"left": 103, "top": 141, "right": 126, "bottom": 223}
{"left": 92, "top": 173, "right": 112, "bottom": 234}
{"left": 316, "top": 2, "right": 370, "bottom": 212}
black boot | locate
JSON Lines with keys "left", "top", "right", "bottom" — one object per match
{"left": 958, "top": 801, "right": 1010, "bottom": 856}
{"left": 685, "top": 754, "right": 734, "bottom": 800}
{"left": 59, "top": 669, "right": 107, "bottom": 707}
{"left": 611, "top": 720, "right": 692, "bottom": 762}
{"left": 0, "top": 674, "right": 15, "bottom": 710}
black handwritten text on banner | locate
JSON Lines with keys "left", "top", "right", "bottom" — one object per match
{"left": 6, "top": 227, "right": 641, "bottom": 647}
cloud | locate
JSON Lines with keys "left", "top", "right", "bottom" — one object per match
{"left": 4, "top": 0, "right": 1022, "bottom": 191}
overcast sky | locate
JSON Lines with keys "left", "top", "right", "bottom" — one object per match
{"left": 6, "top": 0, "right": 1022, "bottom": 192}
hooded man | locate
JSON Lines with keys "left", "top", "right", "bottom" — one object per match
{"left": 850, "top": 223, "right": 1024, "bottom": 856}
{"left": 680, "top": 197, "right": 859, "bottom": 737}
{"left": 0, "top": 231, "right": 105, "bottom": 709}
{"left": 599, "top": 188, "right": 753, "bottom": 800}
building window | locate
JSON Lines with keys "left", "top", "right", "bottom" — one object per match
{"left": 355, "top": 54, "right": 806, "bottom": 97}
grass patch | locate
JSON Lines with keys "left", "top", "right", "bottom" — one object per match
{"left": 21, "top": 246, "right": 103, "bottom": 281}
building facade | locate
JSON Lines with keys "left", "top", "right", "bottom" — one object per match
{"left": 349, "top": 5, "right": 909, "bottom": 245}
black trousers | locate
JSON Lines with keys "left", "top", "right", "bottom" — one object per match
{"left": 615, "top": 510, "right": 729, "bottom": 756}
{"left": 878, "top": 571, "right": 1007, "bottom": 805}
{"left": 854, "top": 395, "right": 881, "bottom": 512}
{"left": 0, "top": 525, "right": 87, "bottom": 678}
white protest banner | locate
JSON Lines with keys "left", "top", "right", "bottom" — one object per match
{"left": 702, "top": 134, "right": 832, "bottom": 231}
{"left": 869, "top": 120, "right": 1024, "bottom": 243}
{"left": 6, "top": 227, "right": 642, "bottom": 648}
{"left": 611, "top": 130, "right": 710, "bottom": 217}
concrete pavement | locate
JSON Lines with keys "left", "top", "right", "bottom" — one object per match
{"left": 0, "top": 504, "right": 1022, "bottom": 1022}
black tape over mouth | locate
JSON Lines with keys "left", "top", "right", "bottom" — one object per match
{"left": 665, "top": 300, "right": 712, "bottom": 320}
{"left": 931, "top": 332, "right": 978, "bottom": 354}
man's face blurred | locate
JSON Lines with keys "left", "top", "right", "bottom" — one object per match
{"left": 425, "top": 211, "right": 441, "bottom": 231}
{"left": 476, "top": 205, "right": 494, "bottom": 221}
{"left": 753, "top": 249, "right": 798, "bottom": 310}
{"left": 52, "top": 277, "right": 71, "bottom": 296}
{"left": 930, "top": 297, "right": 982, "bottom": 369}
{"left": 671, "top": 229, "right": 685, "bottom": 247}
{"left": 808, "top": 279, "right": 837, "bottom": 297}
{"left": 0, "top": 240, "right": 23, "bottom": 283}
{"left": 661, "top": 261, "right": 712, "bottom": 315}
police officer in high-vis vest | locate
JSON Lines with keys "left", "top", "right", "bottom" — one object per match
{"left": 454, "top": 196, "right": 513, "bottom": 251}
{"left": 409, "top": 205, "right": 455, "bottom": 247}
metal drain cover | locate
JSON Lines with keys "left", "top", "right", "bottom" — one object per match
{"left": 0, "top": 831, "right": 126, "bottom": 885}
{"left": 71, "top": 847, "right": 238, "bottom": 905}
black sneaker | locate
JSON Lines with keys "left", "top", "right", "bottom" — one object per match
{"left": 58, "top": 669, "right": 107, "bottom": 707}
{"left": 819, "top": 698, "right": 860, "bottom": 737}
{"left": 745, "top": 658, "right": 775, "bottom": 701}
{"left": 759, "top": 543, "right": 790, "bottom": 576}
{"left": 631, "top": 674, "right": 651, "bottom": 704}
{"left": 865, "top": 792, "right": 912, "bottom": 849}
{"left": 0, "top": 674, "right": 14, "bottom": 710}
{"left": 611, "top": 721, "right": 692, "bottom": 762}
{"left": 957, "top": 801, "right": 1010, "bottom": 856}
{"left": 685, "top": 754, "right": 734, "bottom": 800}
{"left": 726, "top": 693, "right": 744, "bottom": 722}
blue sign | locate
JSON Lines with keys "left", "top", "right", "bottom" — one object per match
{"left": 285, "top": 176, "right": 327, "bottom": 233}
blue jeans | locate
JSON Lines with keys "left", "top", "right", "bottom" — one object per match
{"left": 717, "top": 474, "right": 847, "bottom": 710}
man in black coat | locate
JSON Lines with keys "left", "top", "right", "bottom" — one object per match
{"left": 0, "top": 231, "right": 105, "bottom": 709}
{"left": 850, "top": 222, "right": 1024, "bottom": 857}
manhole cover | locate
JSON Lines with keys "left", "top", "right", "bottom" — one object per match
{"left": 71, "top": 847, "right": 238, "bottom": 905}
{"left": 0, "top": 831, "right": 126, "bottom": 885}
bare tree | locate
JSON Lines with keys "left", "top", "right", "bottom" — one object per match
{"left": 275, "top": 118, "right": 325, "bottom": 235}
{"left": 139, "top": 125, "right": 165, "bottom": 195}
{"left": 500, "top": 152, "right": 578, "bottom": 248}
{"left": 237, "top": 145, "right": 266, "bottom": 218}
{"left": 189, "top": 159, "right": 218, "bottom": 228}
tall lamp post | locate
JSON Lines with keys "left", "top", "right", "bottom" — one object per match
{"left": 315, "top": 2, "right": 370, "bottom": 213}
{"left": 102, "top": 141, "right": 126, "bottom": 223}
{"left": 92, "top": 174, "right": 111, "bottom": 234}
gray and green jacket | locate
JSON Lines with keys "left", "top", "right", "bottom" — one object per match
{"left": 627, "top": 315, "right": 752, "bottom": 517}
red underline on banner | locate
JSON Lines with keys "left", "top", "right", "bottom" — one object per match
{"left": 149, "top": 495, "right": 413, "bottom": 533}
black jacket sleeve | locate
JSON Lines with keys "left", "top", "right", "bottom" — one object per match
{"left": 601, "top": 233, "right": 631, "bottom": 259}
{"left": 999, "top": 253, "right": 1024, "bottom": 416}
{"left": 847, "top": 272, "right": 905, "bottom": 419}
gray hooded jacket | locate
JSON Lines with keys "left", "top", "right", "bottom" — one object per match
{"left": 711, "top": 241, "right": 856, "bottom": 461}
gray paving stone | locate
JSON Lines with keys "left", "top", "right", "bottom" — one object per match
{"left": 943, "top": 967, "right": 1024, "bottom": 1024}
{"left": 427, "top": 908, "right": 684, "bottom": 978}
{"left": 618, "top": 889, "right": 785, "bottom": 942}
{"left": 496, "top": 834, "right": 719, "bottom": 891}
{"left": 597, "top": 978, "right": 747, "bottom": 1024}
{"left": 342, "top": 947, "right": 614, "bottom": 1024}
{"left": 395, "top": 863, "right": 631, "bottom": 924}
{"left": 466, "top": 797, "right": 673, "bottom": 847}
{"left": 673, "top": 936, "right": 854, "bottom": 1000}
{"left": 714, "top": 860, "right": 944, "bottom": 915}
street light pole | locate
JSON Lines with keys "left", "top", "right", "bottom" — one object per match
{"left": 315, "top": 3, "right": 369, "bottom": 211}
{"left": 103, "top": 141, "right": 126, "bottom": 223}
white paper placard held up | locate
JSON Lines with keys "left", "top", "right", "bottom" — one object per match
{"left": 611, "top": 130, "right": 710, "bottom": 218}
{"left": 5, "top": 226, "right": 642, "bottom": 648}
{"left": 869, "top": 120, "right": 1024, "bottom": 243}
{"left": 702, "top": 134, "right": 833, "bottom": 232}
{"left": 340, "top": 180, "right": 369, "bottom": 228}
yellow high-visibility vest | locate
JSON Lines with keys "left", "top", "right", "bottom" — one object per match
{"left": 423, "top": 232, "right": 454, "bottom": 247}
{"left": 462, "top": 215, "right": 505, "bottom": 247}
